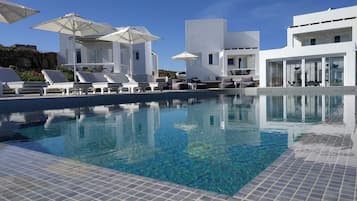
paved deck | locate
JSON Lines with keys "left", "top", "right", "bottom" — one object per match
{"left": 0, "top": 144, "right": 241, "bottom": 201}
{"left": 234, "top": 133, "right": 357, "bottom": 201}
{"left": 1, "top": 131, "right": 356, "bottom": 200}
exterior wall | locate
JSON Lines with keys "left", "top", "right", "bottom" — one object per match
{"left": 260, "top": 5, "right": 357, "bottom": 87}
{"left": 59, "top": 32, "right": 156, "bottom": 79}
{"left": 293, "top": 6, "right": 357, "bottom": 26}
{"left": 186, "top": 19, "right": 226, "bottom": 80}
{"left": 185, "top": 19, "right": 260, "bottom": 80}
{"left": 224, "top": 31, "right": 259, "bottom": 49}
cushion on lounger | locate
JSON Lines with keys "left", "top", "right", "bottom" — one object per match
{"left": 104, "top": 73, "right": 130, "bottom": 83}
{"left": 77, "top": 72, "right": 107, "bottom": 83}
{"left": 42, "top": 70, "right": 68, "bottom": 84}
{"left": 0, "top": 67, "right": 22, "bottom": 82}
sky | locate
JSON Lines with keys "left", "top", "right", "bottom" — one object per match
{"left": 1, "top": 0, "right": 356, "bottom": 71}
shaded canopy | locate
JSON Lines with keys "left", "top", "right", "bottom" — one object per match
{"left": 0, "top": 0, "right": 39, "bottom": 24}
{"left": 172, "top": 51, "right": 198, "bottom": 61}
{"left": 98, "top": 26, "right": 160, "bottom": 44}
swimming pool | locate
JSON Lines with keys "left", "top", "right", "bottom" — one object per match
{"left": 0, "top": 94, "right": 345, "bottom": 196}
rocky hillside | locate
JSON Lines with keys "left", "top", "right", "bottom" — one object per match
{"left": 0, "top": 44, "right": 57, "bottom": 70}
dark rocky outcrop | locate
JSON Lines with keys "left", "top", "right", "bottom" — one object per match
{"left": 0, "top": 44, "right": 57, "bottom": 70}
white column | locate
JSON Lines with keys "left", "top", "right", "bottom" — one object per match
{"left": 112, "top": 42, "right": 121, "bottom": 73}
{"left": 223, "top": 53, "right": 227, "bottom": 76}
{"left": 301, "top": 58, "right": 306, "bottom": 87}
{"left": 283, "top": 95, "right": 287, "bottom": 121}
{"left": 283, "top": 60, "right": 287, "bottom": 88}
{"left": 301, "top": 96, "right": 305, "bottom": 122}
{"left": 321, "top": 95, "right": 326, "bottom": 122}
{"left": 153, "top": 53, "right": 159, "bottom": 79}
{"left": 321, "top": 57, "right": 326, "bottom": 87}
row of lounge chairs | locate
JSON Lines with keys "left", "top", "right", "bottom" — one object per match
{"left": 0, "top": 67, "right": 158, "bottom": 96}
{"left": 0, "top": 67, "right": 256, "bottom": 96}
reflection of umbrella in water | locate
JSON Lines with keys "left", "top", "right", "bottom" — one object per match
{"left": 174, "top": 123, "right": 198, "bottom": 132}
{"left": 186, "top": 142, "right": 213, "bottom": 160}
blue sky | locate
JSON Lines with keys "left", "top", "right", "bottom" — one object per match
{"left": 1, "top": 0, "right": 356, "bottom": 71}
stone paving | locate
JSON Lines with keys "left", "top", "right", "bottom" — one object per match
{"left": 0, "top": 144, "right": 242, "bottom": 201}
{"left": 0, "top": 132, "right": 356, "bottom": 200}
{"left": 234, "top": 133, "right": 357, "bottom": 201}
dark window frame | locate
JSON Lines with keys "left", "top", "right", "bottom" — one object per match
{"left": 76, "top": 49, "right": 82, "bottom": 63}
{"left": 310, "top": 38, "right": 316, "bottom": 45}
{"left": 228, "top": 58, "right": 234, "bottom": 65}
{"left": 208, "top": 54, "right": 213, "bottom": 65}
{"left": 135, "top": 51, "right": 140, "bottom": 60}
{"left": 334, "top": 35, "right": 341, "bottom": 43}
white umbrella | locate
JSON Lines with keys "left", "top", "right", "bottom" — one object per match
{"left": 32, "top": 13, "right": 113, "bottom": 82}
{"left": 98, "top": 26, "right": 159, "bottom": 77}
{"left": 172, "top": 51, "right": 198, "bottom": 60}
{"left": 0, "top": 0, "right": 39, "bottom": 24}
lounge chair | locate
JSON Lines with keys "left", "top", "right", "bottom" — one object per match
{"left": 42, "top": 69, "right": 91, "bottom": 95}
{"left": 170, "top": 79, "right": 189, "bottom": 90}
{"left": 0, "top": 67, "right": 47, "bottom": 95}
{"left": 132, "top": 75, "right": 158, "bottom": 92}
{"left": 76, "top": 71, "right": 121, "bottom": 94}
{"left": 104, "top": 73, "right": 139, "bottom": 93}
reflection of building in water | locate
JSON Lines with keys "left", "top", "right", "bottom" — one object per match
{"left": 0, "top": 111, "right": 46, "bottom": 137}
{"left": 176, "top": 95, "right": 261, "bottom": 161}
{"left": 260, "top": 95, "right": 355, "bottom": 147}
{"left": 35, "top": 103, "right": 160, "bottom": 164}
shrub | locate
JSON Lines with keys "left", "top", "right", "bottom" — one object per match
{"left": 17, "top": 70, "right": 45, "bottom": 81}
{"left": 56, "top": 66, "right": 74, "bottom": 81}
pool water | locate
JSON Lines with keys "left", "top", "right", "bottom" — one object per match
{"left": 1, "top": 94, "right": 332, "bottom": 196}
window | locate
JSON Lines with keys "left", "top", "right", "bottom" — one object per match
{"left": 310, "top": 38, "right": 316, "bottom": 45}
{"left": 228, "top": 58, "right": 234, "bottom": 65}
{"left": 135, "top": 51, "right": 140, "bottom": 60}
{"left": 76, "top": 49, "right": 81, "bottom": 63}
{"left": 210, "top": 116, "right": 214, "bottom": 125}
{"left": 208, "top": 54, "right": 213, "bottom": 65}
{"left": 334, "top": 35, "right": 341, "bottom": 43}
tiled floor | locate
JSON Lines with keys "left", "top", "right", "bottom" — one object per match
{"left": 0, "top": 144, "right": 240, "bottom": 201}
{"left": 0, "top": 132, "right": 356, "bottom": 200}
{"left": 234, "top": 133, "right": 357, "bottom": 201}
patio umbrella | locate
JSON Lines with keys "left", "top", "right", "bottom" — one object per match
{"left": 98, "top": 26, "right": 160, "bottom": 77}
{"left": 32, "top": 13, "right": 113, "bottom": 82}
{"left": 0, "top": 0, "right": 39, "bottom": 24}
{"left": 172, "top": 51, "right": 198, "bottom": 60}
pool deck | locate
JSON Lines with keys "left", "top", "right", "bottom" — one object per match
{"left": 0, "top": 144, "right": 237, "bottom": 201}
{"left": 1, "top": 87, "right": 357, "bottom": 200}
{"left": 0, "top": 89, "right": 244, "bottom": 113}
{"left": 234, "top": 132, "right": 357, "bottom": 201}
{"left": 1, "top": 132, "right": 356, "bottom": 201}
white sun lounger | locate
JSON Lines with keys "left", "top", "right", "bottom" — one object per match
{"left": 0, "top": 67, "right": 47, "bottom": 95}
{"left": 76, "top": 71, "right": 121, "bottom": 94}
{"left": 42, "top": 69, "right": 91, "bottom": 95}
{"left": 104, "top": 73, "right": 139, "bottom": 93}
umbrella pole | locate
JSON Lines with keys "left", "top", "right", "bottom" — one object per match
{"left": 72, "top": 31, "right": 77, "bottom": 82}
{"left": 129, "top": 44, "right": 133, "bottom": 78}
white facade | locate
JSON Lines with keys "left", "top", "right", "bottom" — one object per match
{"left": 58, "top": 26, "right": 158, "bottom": 82}
{"left": 260, "top": 6, "right": 357, "bottom": 87}
{"left": 185, "top": 19, "right": 260, "bottom": 80}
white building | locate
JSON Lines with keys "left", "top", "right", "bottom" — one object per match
{"left": 260, "top": 6, "right": 357, "bottom": 88}
{"left": 58, "top": 26, "right": 159, "bottom": 82}
{"left": 185, "top": 19, "right": 260, "bottom": 81}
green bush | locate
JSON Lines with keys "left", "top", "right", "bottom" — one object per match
{"left": 17, "top": 70, "right": 45, "bottom": 81}
{"left": 56, "top": 66, "right": 74, "bottom": 81}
